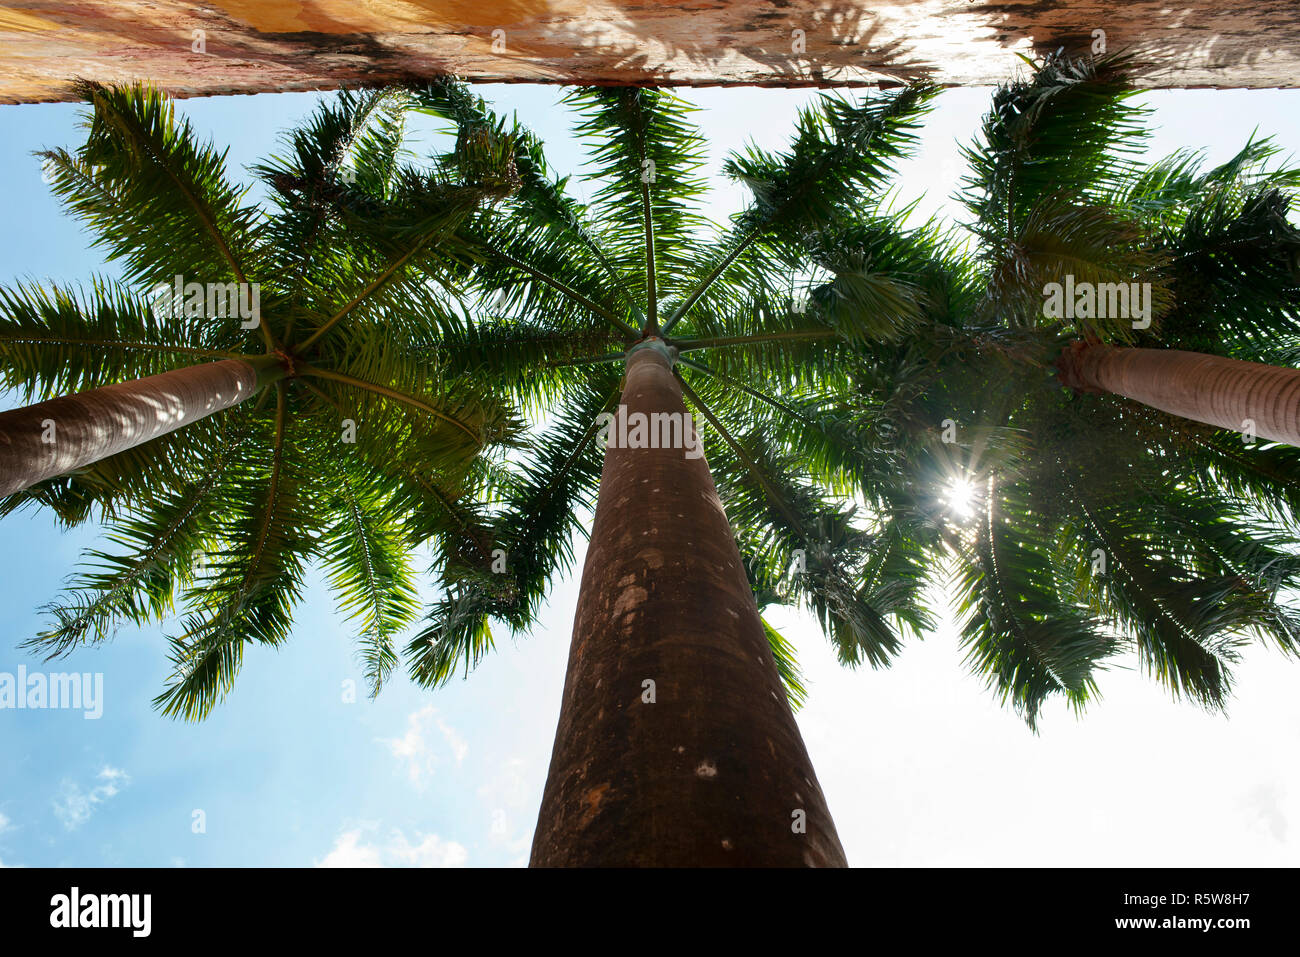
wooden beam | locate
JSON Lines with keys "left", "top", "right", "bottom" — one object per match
{"left": 0, "top": 1, "right": 1296, "bottom": 103}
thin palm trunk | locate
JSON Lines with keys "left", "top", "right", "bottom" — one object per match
{"left": 530, "top": 341, "right": 847, "bottom": 867}
{"left": 1058, "top": 341, "right": 1300, "bottom": 446}
{"left": 0, "top": 356, "right": 283, "bottom": 497}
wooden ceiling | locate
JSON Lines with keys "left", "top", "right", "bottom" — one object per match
{"left": 0, "top": 1, "right": 1296, "bottom": 103}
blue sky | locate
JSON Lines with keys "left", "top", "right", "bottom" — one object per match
{"left": 1, "top": 81, "right": 1298, "bottom": 867}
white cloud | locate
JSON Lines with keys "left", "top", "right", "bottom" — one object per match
{"left": 315, "top": 826, "right": 467, "bottom": 868}
{"left": 477, "top": 757, "right": 529, "bottom": 809}
{"left": 1243, "top": 781, "right": 1288, "bottom": 843}
{"left": 486, "top": 807, "right": 532, "bottom": 858}
{"left": 438, "top": 717, "right": 468, "bottom": 765}
{"left": 317, "top": 829, "right": 383, "bottom": 867}
{"left": 53, "top": 765, "right": 129, "bottom": 831}
{"left": 391, "top": 832, "right": 469, "bottom": 867}
{"left": 97, "top": 766, "right": 128, "bottom": 785}
{"left": 0, "top": 811, "right": 14, "bottom": 867}
{"left": 378, "top": 706, "right": 467, "bottom": 787}
{"left": 479, "top": 758, "right": 533, "bottom": 855}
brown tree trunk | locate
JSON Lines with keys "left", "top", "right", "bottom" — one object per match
{"left": 0, "top": 356, "right": 283, "bottom": 497}
{"left": 530, "top": 340, "right": 847, "bottom": 867}
{"left": 1058, "top": 341, "right": 1300, "bottom": 446}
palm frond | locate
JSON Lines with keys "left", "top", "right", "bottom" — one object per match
{"left": 53, "top": 80, "right": 263, "bottom": 303}
{"left": 320, "top": 474, "right": 421, "bottom": 695}
{"left": 955, "top": 475, "right": 1115, "bottom": 730}
{"left": 960, "top": 52, "right": 1146, "bottom": 236}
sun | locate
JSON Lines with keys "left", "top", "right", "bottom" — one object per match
{"left": 942, "top": 475, "right": 979, "bottom": 521}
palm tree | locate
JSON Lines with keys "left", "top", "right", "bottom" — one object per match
{"left": 960, "top": 53, "right": 1300, "bottom": 443}
{"left": 817, "top": 52, "right": 1300, "bottom": 730}
{"left": 8, "top": 78, "right": 942, "bottom": 866}
{"left": 1, "top": 82, "right": 515, "bottom": 499}
{"left": 5, "top": 82, "right": 520, "bottom": 719}
{"left": 387, "top": 78, "right": 951, "bottom": 866}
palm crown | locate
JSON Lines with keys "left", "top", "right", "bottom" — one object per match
{"left": 4, "top": 83, "right": 522, "bottom": 718}
{"left": 396, "top": 79, "right": 948, "bottom": 706}
{"left": 843, "top": 53, "right": 1300, "bottom": 726}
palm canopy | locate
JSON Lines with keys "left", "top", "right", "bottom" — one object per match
{"left": 390, "top": 80, "right": 943, "bottom": 706}
{"left": 3, "top": 82, "right": 522, "bottom": 718}
{"left": 835, "top": 52, "right": 1300, "bottom": 727}
{"left": 410, "top": 62, "right": 1300, "bottom": 730}
{"left": 12, "top": 63, "right": 1298, "bottom": 732}
{"left": 958, "top": 52, "right": 1300, "bottom": 354}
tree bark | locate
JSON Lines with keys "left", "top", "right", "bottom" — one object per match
{"left": 1058, "top": 341, "right": 1300, "bottom": 446}
{"left": 530, "top": 341, "right": 847, "bottom": 867}
{"left": 0, "top": 356, "right": 283, "bottom": 497}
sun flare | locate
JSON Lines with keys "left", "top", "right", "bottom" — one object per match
{"left": 943, "top": 475, "right": 979, "bottom": 521}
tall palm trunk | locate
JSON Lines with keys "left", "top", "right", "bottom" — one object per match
{"left": 0, "top": 356, "right": 283, "bottom": 497}
{"left": 530, "top": 341, "right": 847, "bottom": 867}
{"left": 1058, "top": 341, "right": 1300, "bottom": 446}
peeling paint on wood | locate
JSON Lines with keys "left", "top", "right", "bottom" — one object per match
{"left": 0, "top": 1, "right": 1296, "bottom": 103}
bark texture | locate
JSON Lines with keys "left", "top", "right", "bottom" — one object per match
{"left": 0, "top": 357, "right": 278, "bottom": 496}
{"left": 1058, "top": 341, "right": 1300, "bottom": 446}
{"left": 530, "top": 343, "right": 847, "bottom": 867}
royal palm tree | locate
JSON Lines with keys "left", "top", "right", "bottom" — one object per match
{"left": 4, "top": 83, "right": 521, "bottom": 718}
{"left": 387, "top": 78, "right": 947, "bottom": 866}
{"left": 961, "top": 53, "right": 1300, "bottom": 443}
{"left": 815, "top": 53, "right": 1300, "bottom": 729}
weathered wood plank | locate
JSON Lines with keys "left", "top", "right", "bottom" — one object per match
{"left": 0, "top": 0, "right": 1295, "bottom": 103}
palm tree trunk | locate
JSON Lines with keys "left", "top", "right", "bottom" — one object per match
{"left": 530, "top": 341, "right": 847, "bottom": 867}
{"left": 1058, "top": 341, "right": 1300, "bottom": 446}
{"left": 0, "top": 356, "right": 284, "bottom": 497}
